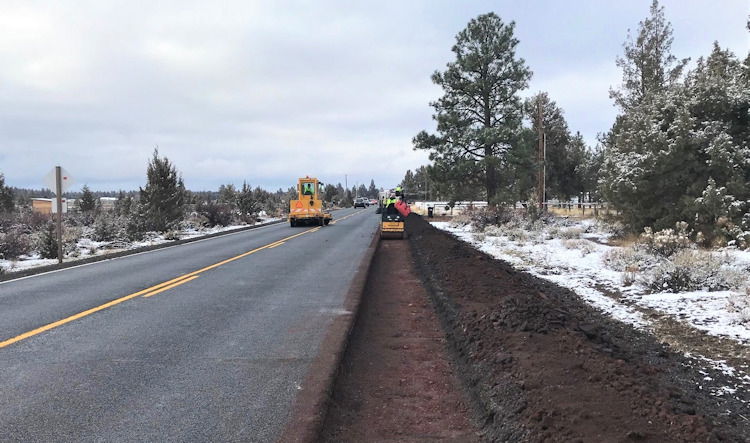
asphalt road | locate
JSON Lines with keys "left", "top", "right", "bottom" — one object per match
{"left": 0, "top": 207, "right": 378, "bottom": 442}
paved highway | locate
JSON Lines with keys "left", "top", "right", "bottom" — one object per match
{"left": 0, "top": 207, "right": 378, "bottom": 442}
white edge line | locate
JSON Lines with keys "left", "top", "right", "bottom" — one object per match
{"left": 0, "top": 222, "right": 282, "bottom": 286}
{"left": 0, "top": 208, "right": 362, "bottom": 286}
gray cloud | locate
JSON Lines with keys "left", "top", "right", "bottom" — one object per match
{"left": 1, "top": 0, "right": 747, "bottom": 191}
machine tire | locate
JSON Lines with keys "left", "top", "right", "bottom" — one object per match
{"left": 324, "top": 219, "right": 331, "bottom": 225}
{"left": 290, "top": 219, "right": 297, "bottom": 227}
{"left": 318, "top": 217, "right": 324, "bottom": 226}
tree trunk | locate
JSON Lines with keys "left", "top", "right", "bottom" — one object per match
{"left": 485, "top": 147, "right": 496, "bottom": 206}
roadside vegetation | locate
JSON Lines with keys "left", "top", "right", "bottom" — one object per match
{"left": 0, "top": 151, "right": 383, "bottom": 273}
{"left": 404, "top": 1, "right": 749, "bottom": 249}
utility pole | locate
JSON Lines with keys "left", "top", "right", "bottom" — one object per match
{"left": 536, "top": 100, "right": 546, "bottom": 211}
{"left": 55, "top": 166, "right": 64, "bottom": 264}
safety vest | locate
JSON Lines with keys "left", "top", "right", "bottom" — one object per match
{"left": 385, "top": 197, "right": 397, "bottom": 206}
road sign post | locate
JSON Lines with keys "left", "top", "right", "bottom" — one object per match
{"left": 45, "top": 166, "right": 73, "bottom": 264}
{"left": 55, "top": 167, "right": 63, "bottom": 263}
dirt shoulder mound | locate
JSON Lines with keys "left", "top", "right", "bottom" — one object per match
{"left": 407, "top": 214, "right": 749, "bottom": 442}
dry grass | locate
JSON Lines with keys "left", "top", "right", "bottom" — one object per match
{"left": 606, "top": 233, "right": 640, "bottom": 247}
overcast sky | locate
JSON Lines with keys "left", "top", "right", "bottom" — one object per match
{"left": 1, "top": 0, "right": 747, "bottom": 192}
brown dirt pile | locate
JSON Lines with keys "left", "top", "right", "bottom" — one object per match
{"left": 406, "top": 214, "right": 749, "bottom": 442}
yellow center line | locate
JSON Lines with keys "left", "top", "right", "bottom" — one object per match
{"left": 142, "top": 275, "right": 199, "bottom": 298}
{"left": 0, "top": 226, "right": 320, "bottom": 349}
{"left": 330, "top": 208, "right": 367, "bottom": 225}
{"left": 1, "top": 209, "right": 371, "bottom": 349}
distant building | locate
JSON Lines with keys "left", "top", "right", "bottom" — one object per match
{"left": 99, "top": 197, "right": 117, "bottom": 211}
{"left": 31, "top": 198, "right": 68, "bottom": 214}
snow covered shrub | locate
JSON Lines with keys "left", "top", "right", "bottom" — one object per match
{"left": 621, "top": 266, "right": 639, "bottom": 286}
{"left": 0, "top": 228, "right": 30, "bottom": 259}
{"left": 163, "top": 230, "right": 181, "bottom": 241}
{"left": 125, "top": 204, "right": 150, "bottom": 241}
{"left": 62, "top": 227, "right": 81, "bottom": 255}
{"left": 472, "top": 232, "right": 486, "bottom": 242}
{"left": 467, "top": 206, "right": 515, "bottom": 231}
{"left": 595, "top": 219, "right": 626, "bottom": 239}
{"left": 727, "top": 288, "right": 750, "bottom": 324}
{"left": 643, "top": 250, "right": 743, "bottom": 293}
{"left": 505, "top": 228, "right": 528, "bottom": 243}
{"left": 92, "top": 213, "right": 123, "bottom": 242}
{"left": 563, "top": 239, "right": 595, "bottom": 256}
{"left": 483, "top": 225, "right": 505, "bottom": 237}
{"left": 525, "top": 192, "right": 541, "bottom": 221}
{"left": 563, "top": 239, "right": 595, "bottom": 257}
{"left": 197, "top": 201, "right": 233, "bottom": 227}
{"left": 450, "top": 213, "right": 472, "bottom": 228}
{"left": 693, "top": 179, "right": 750, "bottom": 248}
{"left": 602, "top": 246, "right": 657, "bottom": 272}
{"left": 35, "top": 222, "right": 58, "bottom": 259}
{"left": 638, "top": 222, "right": 692, "bottom": 257}
{"left": 559, "top": 227, "right": 583, "bottom": 239}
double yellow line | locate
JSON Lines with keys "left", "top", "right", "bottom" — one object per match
{"left": 0, "top": 226, "right": 323, "bottom": 349}
{"left": 0, "top": 209, "right": 373, "bottom": 350}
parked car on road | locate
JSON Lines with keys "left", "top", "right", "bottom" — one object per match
{"left": 354, "top": 197, "right": 367, "bottom": 208}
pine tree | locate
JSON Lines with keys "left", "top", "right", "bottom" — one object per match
{"left": 414, "top": 12, "right": 532, "bottom": 204}
{"left": 0, "top": 173, "right": 14, "bottom": 214}
{"left": 139, "top": 149, "right": 186, "bottom": 232}
{"left": 610, "top": 0, "right": 688, "bottom": 110}
{"left": 218, "top": 184, "right": 237, "bottom": 208}
{"left": 237, "top": 182, "right": 259, "bottom": 217}
{"left": 600, "top": 2, "right": 749, "bottom": 237}
{"left": 78, "top": 185, "right": 97, "bottom": 212}
{"left": 38, "top": 222, "right": 59, "bottom": 259}
{"left": 526, "top": 92, "right": 573, "bottom": 200}
{"left": 367, "top": 180, "right": 377, "bottom": 198}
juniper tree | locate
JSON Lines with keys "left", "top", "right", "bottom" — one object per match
{"left": 78, "top": 185, "right": 97, "bottom": 213}
{"left": 610, "top": 0, "right": 688, "bottom": 111}
{"left": 0, "top": 173, "right": 14, "bottom": 214}
{"left": 367, "top": 180, "right": 377, "bottom": 198}
{"left": 139, "top": 149, "right": 186, "bottom": 232}
{"left": 600, "top": 0, "right": 749, "bottom": 240}
{"left": 237, "top": 182, "right": 259, "bottom": 217}
{"left": 218, "top": 184, "right": 237, "bottom": 208}
{"left": 414, "top": 12, "right": 532, "bottom": 204}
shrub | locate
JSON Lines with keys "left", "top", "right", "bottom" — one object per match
{"left": 0, "top": 228, "right": 31, "bottom": 259}
{"left": 126, "top": 204, "right": 150, "bottom": 241}
{"left": 62, "top": 226, "right": 81, "bottom": 255}
{"left": 563, "top": 239, "right": 596, "bottom": 256}
{"left": 92, "top": 213, "right": 123, "bottom": 242}
{"left": 559, "top": 227, "right": 583, "bottom": 239}
{"left": 35, "top": 222, "right": 59, "bottom": 259}
{"left": 643, "top": 249, "right": 744, "bottom": 293}
{"left": 197, "top": 201, "right": 234, "bottom": 227}
{"left": 163, "top": 230, "right": 181, "bottom": 241}
{"left": 472, "top": 232, "right": 486, "bottom": 242}
{"left": 639, "top": 222, "right": 692, "bottom": 257}
{"left": 727, "top": 288, "right": 750, "bottom": 325}
{"left": 602, "top": 245, "right": 658, "bottom": 272}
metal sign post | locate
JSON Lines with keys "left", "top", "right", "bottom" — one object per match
{"left": 55, "top": 166, "right": 63, "bottom": 263}
{"left": 45, "top": 166, "right": 73, "bottom": 264}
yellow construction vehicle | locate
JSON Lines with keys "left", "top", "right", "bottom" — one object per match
{"left": 289, "top": 176, "right": 332, "bottom": 227}
{"left": 380, "top": 188, "right": 410, "bottom": 239}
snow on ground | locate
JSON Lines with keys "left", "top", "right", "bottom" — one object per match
{"left": 0, "top": 218, "right": 281, "bottom": 275}
{"left": 432, "top": 218, "right": 750, "bottom": 397}
{"left": 431, "top": 220, "right": 750, "bottom": 344}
